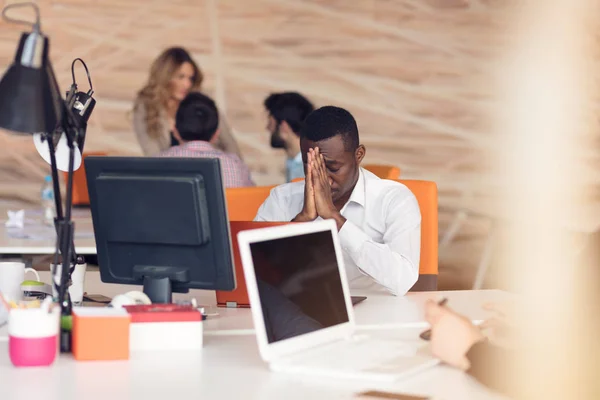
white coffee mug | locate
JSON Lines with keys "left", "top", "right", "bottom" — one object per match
{"left": 0, "top": 262, "right": 40, "bottom": 301}
{"left": 50, "top": 263, "right": 87, "bottom": 305}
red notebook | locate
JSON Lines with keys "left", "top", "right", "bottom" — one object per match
{"left": 124, "top": 305, "right": 202, "bottom": 323}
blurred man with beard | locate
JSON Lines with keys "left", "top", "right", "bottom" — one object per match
{"left": 264, "top": 92, "right": 314, "bottom": 182}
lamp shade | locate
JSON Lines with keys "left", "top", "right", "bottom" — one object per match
{"left": 33, "top": 132, "right": 82, "bottom": 172}
{"left": 0, "top": 32, "right": 62, "bottom": 135}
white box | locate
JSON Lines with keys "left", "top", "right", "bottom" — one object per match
{"left": 130, "top": 320, "right": 203, "bottom": 351}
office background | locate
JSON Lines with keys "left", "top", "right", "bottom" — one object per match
{"left": 0, "top": 0, "right": 506, "bottom": 289}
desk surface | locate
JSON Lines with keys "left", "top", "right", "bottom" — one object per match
{"left": 40, "top": 270, "right": 510, "bottom": 334}
{"left": 0, "top": 273, "right": 511, "bottom": 399}
{"left": 0, "top": 333, "right": 507, "bottom": 400}
{"left": 0, "top": 207, "right": 512, "bottom": 399}
{"left": 0, "top": 207, "right": 96, "bottom": 255}
{"left": 0, "top": 273, "right": 510, "bottom": 336}
{"left": 201, "top": 288, "right": 510, "bottom": 335}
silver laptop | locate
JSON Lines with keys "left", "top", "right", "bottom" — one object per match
{"left": 237, "top": 219, "right": 439, "bottom": 382}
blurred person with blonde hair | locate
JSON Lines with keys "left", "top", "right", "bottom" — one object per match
{"left": 132, "top": 47, "right": 241, "bottom": 157}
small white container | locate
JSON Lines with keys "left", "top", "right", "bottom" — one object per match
{"left": 50, "top": 263, "right": 87, "bottom": 305}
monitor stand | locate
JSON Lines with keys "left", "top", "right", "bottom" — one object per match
{"left": 133, "top": 265, "right": 190, "bottom": 304}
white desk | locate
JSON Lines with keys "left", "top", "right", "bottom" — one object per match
{"left": 27, "top": 271, "right": 511, "bottom": 335}
{"left": 0, "top": 207, "right": 96, "bottom": 255}
{"left": 0, "top": 334, "right": 507, "bottom": 400}
{"left": 200, "top": 288, "right": 510, "bottom": 335}
{"left": 1, "top": 270, "right": 512, "bottom": 340}
{"left": 0, "top": 277, "right": 511, "bottom": 400}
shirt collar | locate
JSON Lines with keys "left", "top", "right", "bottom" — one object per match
{"left": 343, "top": 168, "right": 366, "bottom": 209}
{"left": 292, "top": 152, "right": 303, "bottom": 163}
{"left": 180, "top": 141, "right": 216, "bottom": 151}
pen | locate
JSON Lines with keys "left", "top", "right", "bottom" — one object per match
{"left": 419, "top": 297, "right": 448, "bottom": 341}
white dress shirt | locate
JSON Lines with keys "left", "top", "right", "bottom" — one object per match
{"left": 254, "top": 168, "right": 421, "bottom": 296}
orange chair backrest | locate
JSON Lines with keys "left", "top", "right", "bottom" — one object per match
{"left": 396, "top": 179, "right": 438, "bottom": 291}
{"left": 64, "top": 152, "right": 107, "bottom": 206}
{"left": 224, "top": 179, "right": 437, "bottom": 289}
{"left": 364, "top": 164, "right": 401, "bottom": 179}
{"left": 225, "top": 185, "right": 276, "bottom": 221}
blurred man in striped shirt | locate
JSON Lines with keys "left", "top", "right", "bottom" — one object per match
{"left": 159, "top": 92, "right": 254, "bottom": 188}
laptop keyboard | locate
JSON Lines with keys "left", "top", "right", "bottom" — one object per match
{"left": 284, "top": 336, "right": 426, "bottom": 373}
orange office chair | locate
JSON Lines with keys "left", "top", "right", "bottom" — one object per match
{"left": 396, "top": 179, "right": 438, "bottom": 291}
{"left": 225, "top": 185, "right": 276, "bottom": 221}
{"left": 63, "top": 152, "right": 107, "bottom": 206}
{"left": 364, "top": 164, "right": 401, "bottom": 179}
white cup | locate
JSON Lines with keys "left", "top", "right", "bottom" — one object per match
{"left": 50, "top": 263, "right": 87, "bottom": 305}
{"left": 0, "top": 262, "right": 40, "bottom": 301}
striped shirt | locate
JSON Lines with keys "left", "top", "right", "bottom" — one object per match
{"left": 158, "top": 141, "right": 255, "bottom": 188}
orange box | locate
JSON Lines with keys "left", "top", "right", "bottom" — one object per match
{"left": 72, "top": 308, "right": 130, "bottom": 361}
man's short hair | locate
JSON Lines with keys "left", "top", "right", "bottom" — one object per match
{"left": 264, "top": 92, "right": 314, "bottom": 135}
{"left": 300, "top": 106, "right": 359, "bottom": 151}
{"left": 176, "top": 92, "right": 219, "bottom": 142}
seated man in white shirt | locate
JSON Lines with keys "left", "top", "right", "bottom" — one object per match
{"left": 255, "top": 106, "right": 421, "bottom": 295}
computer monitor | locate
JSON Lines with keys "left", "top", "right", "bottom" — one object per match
{"left": 85, "top": 156, "right": 236, "bottom": 303}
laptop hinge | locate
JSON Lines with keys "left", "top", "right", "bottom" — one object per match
{"left": 226, "top": 301, "right": 238, "bottom": 308}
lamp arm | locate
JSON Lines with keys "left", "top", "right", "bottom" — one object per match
{"left": 54, "top": 103, "right": 83, "bottom": 317}
{"left": 1, "top": 2, "right": 41, "bottom": 31}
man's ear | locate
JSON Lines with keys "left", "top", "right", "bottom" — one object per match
{"left": 355, "top": 144, "right": 366, "bottom": 164}
{"left": 210, "top": 129, "right": 221, "bottom": 144}
{"left": 279, "top": 121, "right": 293, "bottom": 141}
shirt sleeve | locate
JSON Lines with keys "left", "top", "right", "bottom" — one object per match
{"left": 254, "top": 188, "right": 290, "bottom": 222}
{"left": 337, "top": 187, "right": 421, "bottom": 296}
{"left": 132, "top": 102, "right": 163, "bottom": 156}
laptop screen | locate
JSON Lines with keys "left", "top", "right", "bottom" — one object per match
{"left": 249, "top": 229, "right": 350, "bottom": 344}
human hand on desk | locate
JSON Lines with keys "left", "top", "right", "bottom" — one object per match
{"left": 480, "top": 302, "right": 518, "bottom": 350}
{"left": 425, "top": 299, "right": 485, "bottom": 370}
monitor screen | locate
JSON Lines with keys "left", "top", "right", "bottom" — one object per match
{"left": 249, "top": 229, "right": 349, "bottom": 344}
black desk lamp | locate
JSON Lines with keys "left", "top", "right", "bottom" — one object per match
{"left": 0, "top": 2, "right": 95, "bottom": 318}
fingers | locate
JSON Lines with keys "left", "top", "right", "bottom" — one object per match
{"left": 319, "top": 154, "right": 327, "bottom": 182}
{"left": 311, "top": 148, "right": 322, "bottom": 185}
{"left": 482, "top": 302, "right": 513, "bottom": 323}
{"left": 482, "top": 302, "right": 503, "bottom": 313}
{"left": 425, "top": 299, "right": 444, "bottom": 324}
{"left": 306, "top": 150, "right": 313, "bottom": 187}
{"left": 483, "top": 301, "right": 511, "bottom": 315}
{"left": 311, "top": 151, "right": 320, "bottom": 189}
{"left": 308, "top": 147, "right": 331, "bottom": 191}
{"left": 314, "top": 149, "right": 327, "bottom": 185}
{"left": 305, "top": 149, "right": 317, "bottom": 191}
{"left": 478, "top": 318, "right": 495, "bottom": 330}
